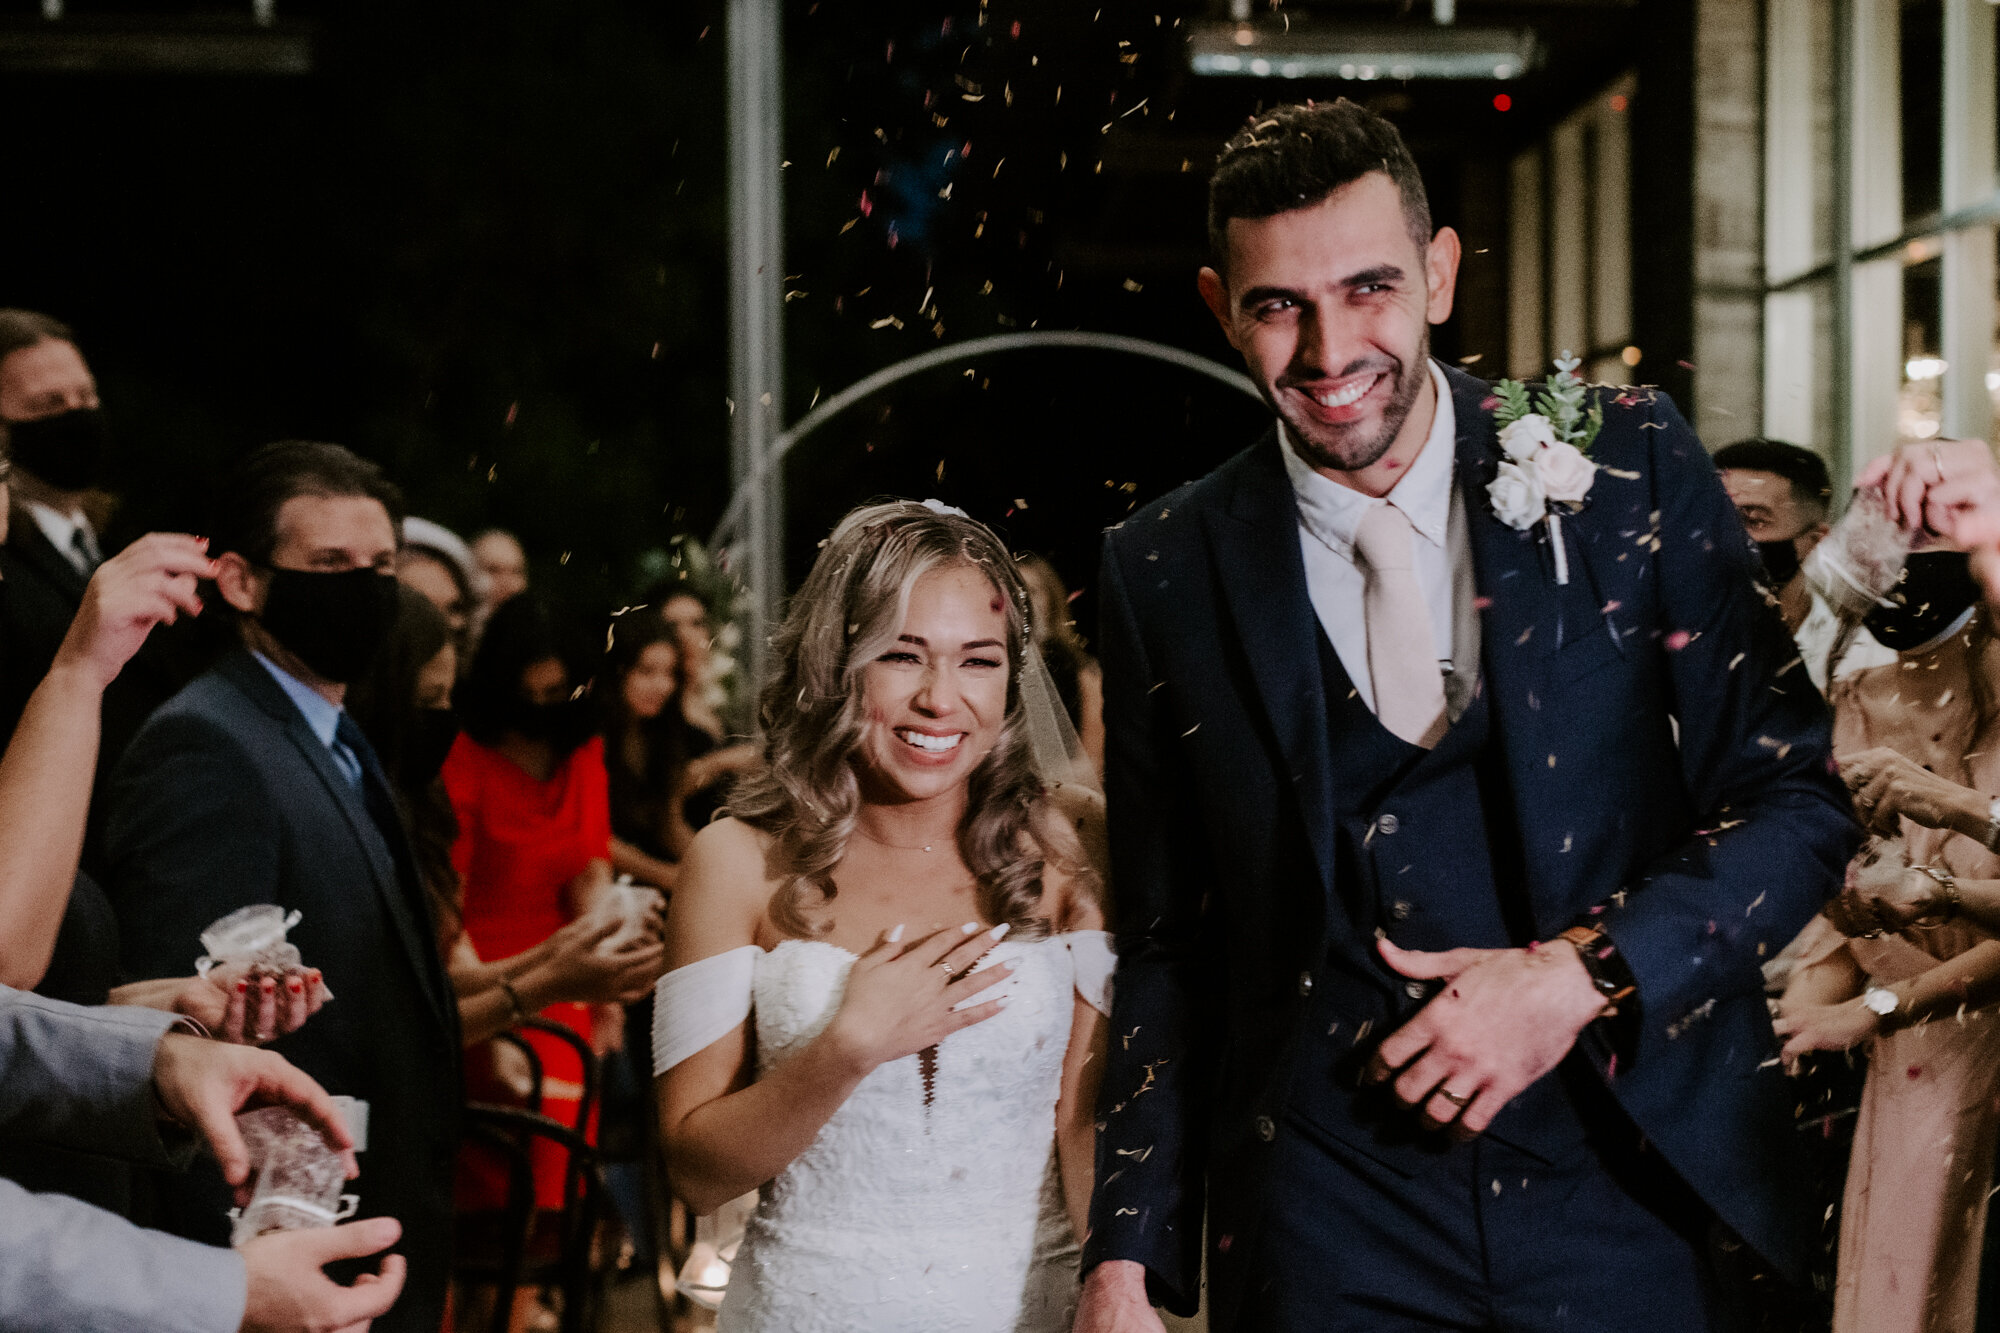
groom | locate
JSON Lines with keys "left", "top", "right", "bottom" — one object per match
{"left": 1076, "top": 100, "right": 1857, "bottom": 1332}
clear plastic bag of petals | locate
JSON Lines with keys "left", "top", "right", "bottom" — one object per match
{"left": 195, "top": 904, "right": 303, "bottom": 978}
{"left": 228, "top": 1105, "right": 358, "bottom": 1246}
{"left": 1804, "top": 486, "right": 1919, "bottom": 618}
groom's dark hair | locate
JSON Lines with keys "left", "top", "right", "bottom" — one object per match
{"left": 1207, "top": 98, "right": 1432, "bottom": 269}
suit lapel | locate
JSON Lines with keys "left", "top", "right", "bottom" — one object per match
{"left": 5, "top": 507, "right": 89, "bottom": 603}
{"left": 219, "top": 653, "right": 453, "bottom": 1030}
{"left": 1204, "top": 433, "right": 1340, "bottom": 911}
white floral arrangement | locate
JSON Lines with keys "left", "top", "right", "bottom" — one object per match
{"left": 1486, "top": 352, "right": 1604, "bottom": 584}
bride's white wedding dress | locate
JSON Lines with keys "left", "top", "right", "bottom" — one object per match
{"left": 654, "top": 930, "right": 1114, "bottom": 1333}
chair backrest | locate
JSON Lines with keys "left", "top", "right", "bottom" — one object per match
{"left": 519, "top": 1014, "right": 600, "bottom": 1134}
{"left": 490, "top": 1029, "right": 545, "bottom": 1116}
{"left": 455, "top": 1103, "right": 606, "bottom": 1333}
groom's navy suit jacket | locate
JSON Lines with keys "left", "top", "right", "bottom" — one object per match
{"left": 1083, "top": 365, "right": 1859, "bottom": 1328}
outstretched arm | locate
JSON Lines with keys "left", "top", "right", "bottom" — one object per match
{"left": 0, "top": 535, "right": 213, "bottom": 988}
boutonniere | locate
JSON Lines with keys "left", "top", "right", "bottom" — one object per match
{"left": 1486, "top": 352, "right": 1604, "bottom": 586}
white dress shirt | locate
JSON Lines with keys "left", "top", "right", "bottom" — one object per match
{"left": 23, "top": 499, "right": 101, "bottom": 577}
{"left": 1280, "top": 360, "right": 1459, "bottom": 714}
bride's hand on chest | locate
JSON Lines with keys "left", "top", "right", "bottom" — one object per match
{"left": 819, "top": 921, "right": 1016, "bottom": 1073}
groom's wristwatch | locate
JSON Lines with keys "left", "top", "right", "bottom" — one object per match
{"left": 1556, "top": 924, "right": 1638, "bottom": 1019}
{"left": 1557, "top": 922, "right": 1641, "bottom": 1067}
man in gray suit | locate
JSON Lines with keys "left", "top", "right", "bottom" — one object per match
{"left": 0, "top": 983, "right": 405, "bottom": 1332}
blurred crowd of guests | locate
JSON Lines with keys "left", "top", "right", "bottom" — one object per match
{"left": 0, "top": 307, "right": 1113, "bottom": 1333}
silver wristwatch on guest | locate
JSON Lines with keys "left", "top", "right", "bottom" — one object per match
{"left": 1862, "top": 985, "right": 1901, "bottom": 1018}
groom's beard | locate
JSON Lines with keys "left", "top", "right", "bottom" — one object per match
{"left": 1276, "top": 338, "right": 1430, "bottom": 475}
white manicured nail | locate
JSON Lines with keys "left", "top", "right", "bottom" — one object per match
{"left": 888, "top": 923, "right": 905, "bottom": 943}
{"left": 989, "top": 923, "right": 1012, "bottom": 940}
{"left": 961, "top": 921, "right": 980, "bottom": 934}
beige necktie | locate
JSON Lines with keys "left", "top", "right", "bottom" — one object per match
{"left": 1353, "top": 503, "right": 1448, "bottom": 748}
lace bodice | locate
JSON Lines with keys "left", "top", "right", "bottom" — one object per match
{"left": 658, "top": 933, "right": 1105, "bottom": 1333}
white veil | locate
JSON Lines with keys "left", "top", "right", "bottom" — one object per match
{"left": 1018, "top": 640, "right": 1099, "bottom": 798}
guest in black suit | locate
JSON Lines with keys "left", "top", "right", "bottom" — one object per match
{"left": 0, "top": 308, "right": 198, "bottom": 813}
{"left": 103, "top": 441, "right": 461, "bottom": 1333}
{"left": 1075, "top": 101, "right": 1859, "bottom": 1333}
{"left": 0, "top": 308, "right": 107, "bottom": 746}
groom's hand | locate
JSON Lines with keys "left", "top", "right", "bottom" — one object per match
{"left": 1367, "top": 939, "right": 1608, "bottom": 1135}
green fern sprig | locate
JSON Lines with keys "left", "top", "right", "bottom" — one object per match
{"left": 1492, "top": 378, "right": 1533, "bottom": 426}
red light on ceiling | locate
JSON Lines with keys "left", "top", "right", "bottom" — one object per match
{"left": 1492, "top": 93, "right": 1513, "bottom": 112}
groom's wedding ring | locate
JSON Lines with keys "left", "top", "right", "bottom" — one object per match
{"left": 1436, "top": 1088, "right": 1473, "bottom": 1108}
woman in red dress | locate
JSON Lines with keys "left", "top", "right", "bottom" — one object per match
{"left": 445, "top": 593, "right": 617, "bottom": 1208}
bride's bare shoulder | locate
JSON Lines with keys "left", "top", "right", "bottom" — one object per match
{"left": 676, "top": 818, "right": 786, "bottom": 935}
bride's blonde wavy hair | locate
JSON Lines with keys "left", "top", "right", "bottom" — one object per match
{"left": 730, "top": 500, "right": 1086, "bottom": 939}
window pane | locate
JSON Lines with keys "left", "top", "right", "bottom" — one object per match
{"left": 1765, "top": 0, "right": 1839, "bottom": 278}
{"left": 1764, "top": 279, "right": 1835, "bottom": 456}
{"left": 1900, "top": 249, "right": 1944, "bottom": 441}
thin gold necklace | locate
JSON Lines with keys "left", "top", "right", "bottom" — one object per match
{"left": 852, "top": 826, "right": 947, "bottom": 854}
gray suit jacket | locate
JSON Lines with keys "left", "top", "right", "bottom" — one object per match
{"left": 0, "top": 986, "right": 246, "bottom": 1333}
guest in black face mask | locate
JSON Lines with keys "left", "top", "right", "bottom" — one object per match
{"left": 347, "top": 585, "right": 660, "bottom": 1052}
{"left": 1718, "top": 438, "right": 1899, "bottom": 692}
{"left": 445, "top": 593, "right": 658, "bottom": 1217}
{"left": 0, "top": 310, "right": 111, "bottom": 752}
{"left": 99, "top": 440, "right": 462, "bottom": 1333}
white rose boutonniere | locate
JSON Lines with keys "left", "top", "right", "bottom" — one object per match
{"left": 1534, "top": 439, "right": 1597, "bottom": 504}
{"left": 1487, "top": 460, "right": 1547, "bottom": 530}
{"left": 1498, "top": 413, "right": 1558, "bottom": 463}
{"left": 1487, "top": 353, "right": 1606, "bottom": 585}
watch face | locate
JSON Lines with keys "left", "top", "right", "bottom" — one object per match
{"left": 1864, "top": 988, "right": 1898, "bottom": 1016}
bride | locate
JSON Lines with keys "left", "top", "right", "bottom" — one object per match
{"left": 653, "top": 499, "right": 1112, "bottom": 1332}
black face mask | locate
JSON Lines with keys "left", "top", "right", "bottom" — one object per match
{"left": 2, "top": 406, "right": 106, "bottom": 492}
{"left": 507, "top": 693, "right": 597, "bottom": 756}
{"left": 1756, "top": 537, "right": 1804, "bottom": 587}
{"left": 1864, "top": 551, "right": 1982, "bottom": 652}
{"left": 402, "top": 707, "right": 460, "bottom": 790}
{"left": 256, "top": 567, "right": 401, "bottom": 684}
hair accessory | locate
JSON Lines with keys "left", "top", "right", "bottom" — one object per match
{"left": 918, "top": 498, "right": 970, "bottom": 519}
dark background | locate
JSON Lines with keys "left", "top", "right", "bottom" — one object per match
{"left": 0, "top": 0, "right": 1655, "bottom": 620}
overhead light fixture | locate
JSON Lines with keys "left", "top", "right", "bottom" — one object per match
{"left": 1188, "top": 18, "right": 1539, "bottom": 81}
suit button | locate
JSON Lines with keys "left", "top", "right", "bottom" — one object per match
{"left": 1405, "top": 980, "right": 1428, "bottom": 1000}
{"left": 1255, "top": 1115, "right": 1276, "bottom": 1142}
{"left": 1390, "top": 900, "right": 1412, "bottom": 921}
{"left": 1297, "top": 971, "right": 1314, "bottom": 997}
{"left": 1376, "top": 813, "right": 1400, "bottom": 836}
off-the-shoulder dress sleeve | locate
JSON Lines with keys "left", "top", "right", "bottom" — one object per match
{"left": 1066, "top": 929, "right": 1115, "bottom": 1016}
{"left": 652, "top": 945, "right": 760, "bottom": 1075}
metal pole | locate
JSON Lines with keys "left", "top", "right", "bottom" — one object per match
{"left": 726, "top": 0, "right": 785, "bottom": 695}
{"left": 1830, "top": 0, "right": 1854, "bottom": 497}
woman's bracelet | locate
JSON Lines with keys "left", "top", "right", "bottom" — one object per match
{"left": 498, "top": 978, "right": 528, "bottom": 1028}
{"left": 1913, "top": 864, "right": 1962, "bottom": 924}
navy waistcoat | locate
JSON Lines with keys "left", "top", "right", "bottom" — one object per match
{"left": 1286, "top": 628, "right": 1606, "bottom": 1172}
